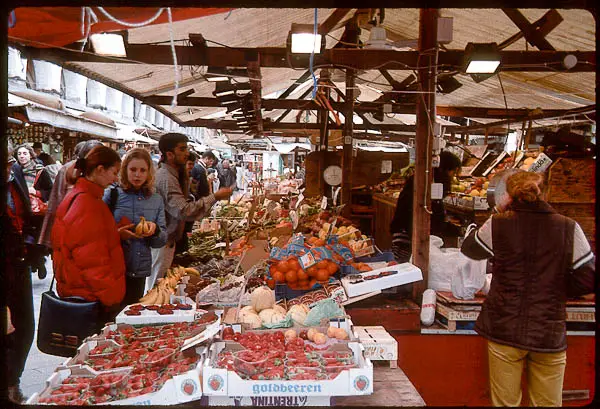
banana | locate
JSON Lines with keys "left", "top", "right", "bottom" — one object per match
{"left": 139, "top": 288, "right": 159, "bottom": 305}
{"left": 143, "top": 221, "right": 152, "bottom": 235}
{"left": 184, "top": 267, "right": 200, "bottom": 276}
{"left": 135, "top": 217, "right": 147, "bottom": 236}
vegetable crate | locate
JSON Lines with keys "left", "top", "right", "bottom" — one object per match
{"left": 340, "top": 251, "right": 395, "bottom": 276}
{"left": 352, "top": 326, "right": 398, "bottom": 369}
{"left": 203, "top": 341, "right": 373, "bottom": 397}
{"left": 274, "top": 281, "right": 330, "bottom": 302}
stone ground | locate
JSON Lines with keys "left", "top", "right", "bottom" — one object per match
{"left": 20, "top": 258, "right": 65, "bottom": 400}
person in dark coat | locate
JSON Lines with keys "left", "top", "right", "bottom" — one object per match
{"left": 3, "top": 143, "right": 35, "bottom": 403}
{"left": 461, "top": 171, "right": 595, "bottom": 407}
{"left": 192, "top": 150, "right": 217, "bottom": 199}
{"left": 390, "top": 151, "right": 462, "bottom": 262}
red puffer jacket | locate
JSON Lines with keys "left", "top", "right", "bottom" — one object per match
{"left": 51, "top": 178, "right": 125, "bottom": 307}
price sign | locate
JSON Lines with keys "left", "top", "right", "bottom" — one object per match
{"left": 290, "top": 210, "right": 299, "bottom": 230}
{"left": 321, "top": 196, "right": 328, "bottom": 210}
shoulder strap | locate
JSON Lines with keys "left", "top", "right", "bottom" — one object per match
{"left": 108, "top": 186, "right": 119, "bottom": 214}
{"left": 49, "top": 191, "right": 84, "bottom": 292}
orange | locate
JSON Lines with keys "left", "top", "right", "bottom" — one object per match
{"left": 314, "top": 239, "right": 326, "bottom": 247}
{"left": 308, "top": 279, "right": 317, "bottom": 288}
{"left": 306, "top": 266, "right": 318, "bottom": 277}
{"left": 288, "top": 258, "right": 301, "bottom": 271}
{"left": 285, "top": 270, "right": 298, "bottom": 283}
{"left": 266, "top": 279, "right": 276, "bottom": 289}
{"left": 297, "top": 269, "right": 309, "bottom": 281}
{"left": 326, "top": 262, "right": 338, "bottom": 275}
{"left": 297, "top": 279, "right": 310, "bottom": 289}
{"left": 316, "top": 269, "right": 329, "bottom": 282}
{"left": 316, "top": 260, "right": 329, "bottom": 270}
{"left": 278, "top": 261, "right": 290, "bottom": 273}
{"left": 272, "top": 270, "right": 285, "bottom": 283}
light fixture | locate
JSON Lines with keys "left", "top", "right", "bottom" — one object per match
{"left": 90, "top": 33, "right": 127, "bottom": 57}
{"left": 287, "top": 23, "right": 325, "bottom": 54}
{"left": 437, "top": 76, "right": 462, "bottom": 94}
{"left": 562, "top": 54, "right": 578, "bottom": 70}
{"left": 366, "top": 27, "right": 391, "bottom": 50}
{"left": 464, "top": 42, "right": 501, "bottom": 74}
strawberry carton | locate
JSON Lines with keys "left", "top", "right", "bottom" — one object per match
{"left": 203, "top": 341, "right": 373, "bottom": 397}
{"left": 115, "top": 297, "right": 197, "bottom": 325}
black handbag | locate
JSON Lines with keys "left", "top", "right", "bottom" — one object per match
{"left": 36, "top": 191, "right": 101, "bottom": 357}
{"left": 37, "top": 278, "right": 101, "bottom": 357}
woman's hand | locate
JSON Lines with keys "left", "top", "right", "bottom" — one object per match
{"left": 141, "top": 221, "right": 157, "bottom": 237}
{"left": 118, "top": 224, "right": 141, "bottom": 241}
{"left": 28, "top": 186, "right": 37, "bottom": 195}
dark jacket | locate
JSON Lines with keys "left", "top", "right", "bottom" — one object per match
{"left": 103, "top": 187, "right": 168, "bottom": 278}
{"left": 389, "top": 175, "right": 449, "bottom": 236}
{"left": 193, "top": 162, "right": 211, "bottom": 199}
{"left": 12, "top": 162, "right": 53, "bottom": 202}
{"left": 461, "top": 200, "right": 595, "bottom": 352}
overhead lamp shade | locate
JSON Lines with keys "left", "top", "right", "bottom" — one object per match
{"left": 464, "top": 42, "right": 501, "bottom": 74}
{"left": 288, "top": 23, "right": 325, "bottom": 54}
{"left": 437, "top": 76, "right": 462, "bottom": 94}
{"left": 90, "top": 33, "right": 126, "bottom": 57}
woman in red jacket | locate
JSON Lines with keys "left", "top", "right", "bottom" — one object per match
{"left": 51, "top": 145, "right": 128, "bottom": 316}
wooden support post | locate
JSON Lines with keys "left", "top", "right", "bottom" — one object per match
{"left": 342, "top": 69, "right": 355, "bottom": 207}
{"left": 411, "top": 8, "right": 438, "bottom": 302}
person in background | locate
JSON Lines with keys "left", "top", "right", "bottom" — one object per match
{"left": 149, "top": 133, "right": 232, "bottom": 291}
{"left": 32, "top": 141, "right": 43, "bottom": 157}
{"left": 192, "top": 150, "right": 217, "bottom": 199}
{"left": 207, "top": 168, "right": 219, "bottom": 194}
{"left": 38, "top": 140, "right": 103, "bottom": 250}
{"left": 51, "top": 146, "right": 128, "bottom": 322}
{"left": 461, "top": 172, "right": 594, "bottom": 407}
{"left": 37, "top": 152, "right": 61, "bottom": 184}
{"left": 3, "top": 142, "right": 35, "bottom": 403}
{"left": 175, "top": 150, "right": 199, "bottom": 254}
{"left": 104, "top": 148, "right": 167, "bottom": 306}
{"left": 13, "top": 144, "right": 52, "bottom": 202}
{"left": 390, "top": 151, "right": 462, "bottom": 262}
{"left": 218, "top": 159, "right": 237, "bottom": 190}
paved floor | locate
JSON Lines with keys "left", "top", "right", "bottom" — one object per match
{"left": 20, "top": 258, "right": 65, "bottom": 399}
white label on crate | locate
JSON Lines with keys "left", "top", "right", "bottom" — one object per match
{"left": 210, "top": 396, "right": 331, "bottom": 406}
{"left": 214, "top": 242, "right": 227, "bottom": 249}
{"left": 321, "top": 196, "right": 328, "bottom": 210}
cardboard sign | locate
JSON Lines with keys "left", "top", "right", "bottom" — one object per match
{"left": 527, "top": 152, "right": 553, "bottom": 173}
{"left": 290, "top": 210, "right": 299, "bottom": 230}
{"left": 320, "top": 196, "right": 328, "bottom": 210}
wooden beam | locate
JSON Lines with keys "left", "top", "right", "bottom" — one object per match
{"left": 342, "top": 69, "right": 355, "bottom": 206}
{"left": 185, "top": 118, "right": 417, "bottom": 132}
{"left": 412, "top": 9, "right": 438, "bottom": 302}
{"left": 447, "top": 104, "right": 596, "bottom": 132}
{"left": 19, "top": 45, "right": 596, "bottom": 72}
{"left": 274, "top": 86, "right": 313, "bottom": 123}
{"left": 502, "top": 9, "right": 556, "bottom": 50}
{"left": 247, "top": 57, "right": 263, "bottom": 134}
{"left": 266, "top": 70, "right": 312, "bottom": 111}
{"left": 498, "top": 9, "right": 563, "bottom": 50}
{"left": 319, "top": 9, "right": 353, "bottom": 35}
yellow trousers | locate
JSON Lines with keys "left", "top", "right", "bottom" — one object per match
{"left": 487, "top": 340, "right": 567, "bottom": 407}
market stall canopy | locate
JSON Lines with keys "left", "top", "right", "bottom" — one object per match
{"left": 117, "top": 124, "right": 157, "bottom": 144}
{"left": 9, "top": 91, "right": 119, "bottom": 141}
{"left": 8, "top": 7, "right": 232, "bottom": 48}
{"left": 272, "top": 143, "right": 312, "bottom": 154}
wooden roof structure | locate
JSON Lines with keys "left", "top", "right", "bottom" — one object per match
{"left": 9, "top": 7, "right": 596, "bottom": 144}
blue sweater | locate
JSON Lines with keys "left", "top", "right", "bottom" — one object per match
{"left": 103, "top": 186, "right": 167, "bottom": 278}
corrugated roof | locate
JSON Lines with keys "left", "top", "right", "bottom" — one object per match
{"left": 26, "top": 8, "right": 594, "bottom": 130}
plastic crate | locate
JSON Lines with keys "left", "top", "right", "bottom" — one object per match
{"left": 274, "top": 282, "right": 325, "bottom": 301}
{"left": 340, "top": 251, "right": 396, "bottom": 277}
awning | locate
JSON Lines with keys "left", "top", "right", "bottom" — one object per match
{"left": 9, "top": 93, "right": 119, "bottom": 141}
{"left": 117, "top": 125, "right": 157, "bottom": 145}
{"left": 272, "top": 143, "right": 312, "bottom": 154}
{"left": 9, "top": 7, "right": 232, "bottom": 48}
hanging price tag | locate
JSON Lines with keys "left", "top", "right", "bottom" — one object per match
{"left": 321, "top": 196, "right": 328, "bottom": 210}
{"left": 295, "top": 192, "right": 305, "bottom": 210}
{"left": 290, "top": 210, "right": 299, "bottom": 230}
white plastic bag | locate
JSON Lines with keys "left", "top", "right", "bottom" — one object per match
{"left": 428, "top": 247, "right": 462, "bottom": 292}
{"left": 451, "top": 254, "right": 487, "bottom": 300}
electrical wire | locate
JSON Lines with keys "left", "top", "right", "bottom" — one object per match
{"left": 496, "top": 72, "right": 511, "bottom": 146}
{"left": 166, "top": 8, "right": 180, "bottom": 108}
{"left": 95, "top": 7, "right": 165, "bottom": 28}
{"left": 310, "top": 8, "right": 318, "bottom": 99}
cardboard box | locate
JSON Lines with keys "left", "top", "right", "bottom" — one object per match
{"left": 115, "top": 297, "right": 197, "bottom": 325}
{"left": 352, "top": 326, "right": 398, "bottom": 361}
{"left": 203, "top": 341, "right": 373, "bottom": 397}
{"left": 27, "top": 357, "right": 205, "bottom": 406}
{"left": 527, "top": 152, "right": 553, "bottom": 173}
{"left": 208, "top": 395, "right": 331, "bottom": 406}
{"left": 341, "top": 263, "right": 423, "bottom": 298}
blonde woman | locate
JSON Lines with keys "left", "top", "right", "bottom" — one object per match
{"left": 461, "top": 172, "right": 594, "bottom": 407}
{"left": 103, "top": 148, "right": 167, "bottom": 305}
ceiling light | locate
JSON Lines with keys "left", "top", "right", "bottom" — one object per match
{"left": 437, "top": 76, "right": 462, "bottom": 94}
{"left": 366, "top": 27, "right": 391, "bottom": 50}
{"left": 288, "top": 23, "right": 325, "bottom": 54}
{"left": 464, "top": 42, "right": 501, "bottom": 74}
{"left": 90, "top": 33, "right": 126, "bottom": 57}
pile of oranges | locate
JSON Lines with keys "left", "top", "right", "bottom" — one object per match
{"left": 267, "top": 256, "right": 340, "bottom": 290}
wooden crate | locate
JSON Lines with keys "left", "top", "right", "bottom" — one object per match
{"left": 353, "top": 326, "right": 398, "bottom": 368}
{"left": 546, "top": 158, "right": 596, "bottom": 203}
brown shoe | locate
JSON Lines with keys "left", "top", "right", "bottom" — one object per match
{"left": 8, "top": 385, "right": 26, "bottom": 404}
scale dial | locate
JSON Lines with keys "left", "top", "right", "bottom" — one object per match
{"left": 323, "top": 165, "right": 343, "bottom": 186}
